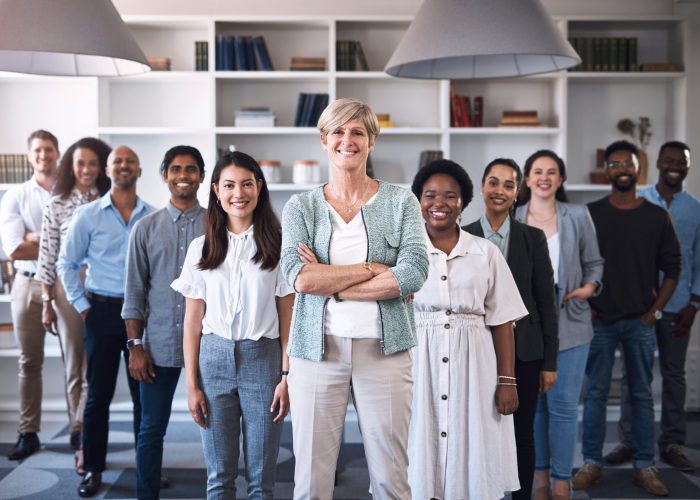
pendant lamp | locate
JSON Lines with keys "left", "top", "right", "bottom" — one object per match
{"left": 385, "top": 0, "right": 581, "bottom": 79}
{"left": 0, "top": 0, "right": 149, "bottom": 77}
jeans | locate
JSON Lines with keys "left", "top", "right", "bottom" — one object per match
{"left": 581, "top": 318, "right": 656, "bottom": 469}
{"left": 535, "top": 342, "right": 590, "bottom": 480}
{"left": 198, "top": 334, "right": 282, "bottom": 500}
{"left": 82, "top": 300, "right": 141, "bottom": 473}
{"left": 512, "top": 357, "right": 543, "bottom": 500}
{"left": 618, "top": 313, "right": 690, "bottom": 451}
{"left": 136, "top": 365, "right": 181, "bottom": 500}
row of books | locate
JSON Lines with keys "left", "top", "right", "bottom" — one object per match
{"left": 290, "top": 57, "right": 326, "bottom": 71}
{"left": 498, "top": 110, "right": 543, "bottom": 128}
{"left": 0, "top": 154, "right": 32, "bottom": 184}
{"left": 336, "top": 40, "right": 369, "bottom": 71}
{"left": 418, "top": 150, "right": 444, "bottom": 170}
{"left": 215, "top": 35, "right": 274, "bottom": 71}
{"left": 450, "top": 90, "right": 483, "bottom": 127}
{"left": 294, "top": 93, "right": 329, "bottom": 127}
{"left": 194, "top": 41, "right": 209, "bottom": 71}
{"left": 568, "top": 37, "right": 638, "bottom": 72}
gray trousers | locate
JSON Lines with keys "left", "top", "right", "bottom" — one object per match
{"left": 619, "top": 313, "right": 690, "bottom": 449}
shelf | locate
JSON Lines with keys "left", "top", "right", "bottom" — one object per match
{"left": 380, "top": 128, "right": 443, "bottom": 135}
{"left": 110, "top": 70, "right": 210, "bottom": 82}
{"left": 215, "top": 71, "right": 329, "bottom": 81}
{"left": 98, "top": 127, "right": 211, "bottom": 135}
{"left": 335, "top": 71, "right": 391, "bottom": 79}
{"left": 216, "top": 126, "right": 319, "bottom": 135}
{"left": 450, "top": 127, "right": 561, "bottom": 135}
{"left": 268, "top": 183, "right": 321, "bottom": 191}
{"left": 567, "top": 71, "right": 685, "bottom": 82}
{"left": 566, "top": 183, "right": 651, "bottom": 191}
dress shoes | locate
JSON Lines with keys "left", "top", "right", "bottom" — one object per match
{"left": 660, "top": 443, "right": 695, "bottom": 472}
{"left": 603, "top": 442, "right": 635, "bottom": 465}
{"left": 633, "top": 467, "right": 669, "bottom": 496}
{"left": 7, "top": 432, "right": 40, "bottom": 460}
{"left": 78, "top": 472, "right": 102, "bottom": 498}
{"left": 160, "top": 476, "right": 171, "bottom": 489}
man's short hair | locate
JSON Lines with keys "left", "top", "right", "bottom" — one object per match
{"left": 604, "top": 140, "right": 639, "bottom": 163}
{"left": 27, "top": 129, "right": 59, "bottom": 151}
{"left": 658, "top": 140, "right": 690, "bottom": 158}
{"left": 160, "top": 145, "right": 206, "bottom": 176}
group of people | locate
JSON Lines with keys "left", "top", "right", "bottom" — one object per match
{"left": 0, "top": 97, "right": 696, "bottom": 500}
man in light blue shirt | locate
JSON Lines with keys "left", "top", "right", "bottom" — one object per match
{"left": 609, "top": 140, "right": 699, "bottom": 473}
{"left": 57, "top": 145, "right": 154, "bottom": 498}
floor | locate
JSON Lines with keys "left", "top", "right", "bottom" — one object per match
{"left": 0, "top": 408, "right": 699, "bottom": 499}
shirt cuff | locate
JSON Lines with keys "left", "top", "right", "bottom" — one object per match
{"left": 73, "top": 296, "right": 91, "bottom": 315}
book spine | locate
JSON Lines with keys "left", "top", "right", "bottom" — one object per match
{"left": 202, "top": 41, "right": 208, "bottom": 71}
{"left": 609, "top": 38, "right": 618, "bottom": 71}
{"left": 463, "top": 97, "right": 471, "bottom": 127}
{"left": 617, "top": 38, "right": 627, "bottom": 71}
{"left": 593, "top": 38, "right": 602, "bottom": 71}
{"left": 601, "top": 38, "right": 610, "bottom": 71}
{"left": 450, "top": 86, "right": 459, "bottom": 127}
{"left": 473, "top": 96, "right": 483, "bottom": 127}
{"left": 355, "top": 41, "right": 369, "bottom": 71}
{"left": 584, "top": 38, "right": 594, "bottom": 71}
{"left": 627, "top": 37, "right": 638, "bottom": 71}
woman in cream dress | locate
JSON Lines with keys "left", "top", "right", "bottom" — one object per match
{"left": 409, "top": 159, "right": 528, "bottom": 499}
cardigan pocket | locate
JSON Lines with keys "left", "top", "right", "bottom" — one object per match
{"left": 383, "top": 232, "right": 401, "bottom": 265}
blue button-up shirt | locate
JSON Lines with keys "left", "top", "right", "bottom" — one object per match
{"left": 480, "top": 214, "right": 511, "bottom": 259}
{"left": 640, "top": 185, "right": 700, "bottom": 313}
{"left": 121, "top": 202, "right": 205, "bottom": 367}
{"left": 57, "top": 192, "right": 153, "bottom": 313}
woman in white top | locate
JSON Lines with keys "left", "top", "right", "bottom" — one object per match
{"left": 172, "top": 151, "right": 294, "bottom": 500}
{"left": 409, "top": 159, "right": 528, "bottom": 499}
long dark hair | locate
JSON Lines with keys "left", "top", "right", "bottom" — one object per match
{"left": 54, "top": 137, "right": 111, "bottom": 199}
{"left": 198, "top": 151, "right": 281, "bottom": 272}
{"left": 518, "top": 149, "right": 568, "bottom": 206}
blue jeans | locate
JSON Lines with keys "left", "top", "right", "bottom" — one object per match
{"left": 198, "top": 334, "right": 282, "bottom": 500}
{"left": 534, "top": 342, "right": 590, "bottom": 480}
{"left": 581, "top": 318, "right": 656, "bottom": 469}
{"left": 136, "top": 365, "right": 181, "bottom": 500}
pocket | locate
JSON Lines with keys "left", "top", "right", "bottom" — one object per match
{"left": 383, "top": 233, "right": 400, "bottom": 264}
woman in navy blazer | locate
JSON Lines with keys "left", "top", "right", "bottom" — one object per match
{"left": 516, "top": 150, "right": 603, "bottom": 500}
{"left": 464, "top": 158, "right": 558, "bottom": 500}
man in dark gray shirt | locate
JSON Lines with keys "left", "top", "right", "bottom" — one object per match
{"left": 121, "top": 146, "right": 206, "bottom": 500}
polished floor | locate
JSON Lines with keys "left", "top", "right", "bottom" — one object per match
{"left": 0, "top": 407, "right": 699, "bottom": 499}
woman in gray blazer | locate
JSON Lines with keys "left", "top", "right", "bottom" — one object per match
{"left": 516, "top": 150, "right": 604, "bottom": 500}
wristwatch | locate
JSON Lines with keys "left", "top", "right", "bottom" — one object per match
{"left": 41, "top": 293, "right": 53, "bottom": 302}
{"left": 126, "top": 338, "right": 144, "bottom": 350}
{"left": 653, "top": 310, "right": 663, "bottom": 320}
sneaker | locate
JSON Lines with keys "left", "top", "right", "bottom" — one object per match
{"left": 572, "top": 463, "right": 602, "bottom": 490}
{"left": 603, "top": 442, "right": 635, "bottom": 465}
{"left": 660, "top": 444, "right": 695, "bottom": 472}
{"left": 633, "top": 467, "right": 669, "bottom": 496}
{"left": 7, "top": 432, "right": 41, "bottom": 460}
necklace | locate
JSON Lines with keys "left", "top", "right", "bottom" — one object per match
{"left": 329, "top": 179, "right": 370, "bottom": 214}
{"left": 528, "top": 208, "right": 557, "bottom": 223}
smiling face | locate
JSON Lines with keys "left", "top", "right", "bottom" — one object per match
{"left": 420, "top": 173, "right": 462, "bottom": 233}
{"left": 107, "top": 146, "right": 141, "bottom": 189}
{"left": 606, "top": 149, "right": 639, "bottom": 192}
{"left": 321, "top": 118, "right": 375, "bottom": 174}
{"left": 164, "top": 154, "right": 204, "bottom": 202}
{"left": 526, "top": 156, "right": 562, "bottom": 201}
{"left": 212, "top": 164, "right": 261, "bottom": 233}
{"left": 28, "top": 138, "right": 59, "bottom": 177}
{"left": 657, "top": 146, "right": 690, "bottom": 189}
{"left": 72, "top": 147, "right": 100, "bottom": 193}
{"left": 482, "top": 164, "right": 519, "bottom": 218}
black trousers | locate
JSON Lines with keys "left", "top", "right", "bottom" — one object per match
{"left": 511, "top": 357, "right": 543, "bottom": 500}
{"left": 82, "top": 299, "right": 141, "bottom": 473}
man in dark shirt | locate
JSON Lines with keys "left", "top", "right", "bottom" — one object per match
{"left": 572, "top": 140, "right": 681, "bottom": 497}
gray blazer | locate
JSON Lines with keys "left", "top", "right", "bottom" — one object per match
{"left": 516, "top": 201, "right": 604, "bottom": 351}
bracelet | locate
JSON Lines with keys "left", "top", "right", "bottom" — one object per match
{"left": 280, "top": 370, "right": 289, "bottom": 376}
{"left": 363, "top": 262, "right": 373, "bottom": 273}
{"left": 497, "top": 382, "right": 517, "bottom": 387}
{"left": 498, "top": 375, "right": 516, "bottom": 381}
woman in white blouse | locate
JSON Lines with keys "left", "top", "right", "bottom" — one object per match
{"left": 36, "top": 137, "right": 111, "bottom": 469}
{"left": 409, "top": 159, "right": 528, "bottom": 499}
{"left": 171, "top": 151, "right": 294, "bottom": 499}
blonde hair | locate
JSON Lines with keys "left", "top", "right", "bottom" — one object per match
{"left": 317, "top": 98, "right": 380, "bottom": 139}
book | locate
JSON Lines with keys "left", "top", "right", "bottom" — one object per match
{"left": 627, "top": 37, "right": 638, "bottom": 71}
{"left": 293, "top": 93, "right": 329, "bottom": 127}
{"left": 235, "top": 107, "right": 276, "bottom": 127}
{"left": 418, "top": 150, "right": 443, "bottom": 170}
{"left": 354, "top": 41, "right": 369, "bottom": 71}
{"left": 290, "top": 57, "right": 326, "bottom": 71}
{"left": 147, "top": 56, "right": 171, "bottom": 71}
{"left": 195, "top": 41, "right": 208, "bottom": 71}
{"left": 473, "top": 96, "right": 483, "bottom": 127}
{"left": 0, "top": 154, "right": 32, "bottom": 183}
{"left": 639, "top": 63, "right": 681, "bottom": 72}
{"left": 252, "top": 36, "right": 274, "bottom": 70}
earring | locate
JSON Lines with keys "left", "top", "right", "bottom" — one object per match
{"left": 216, "top": 199, "right": 221, "bottom": 206}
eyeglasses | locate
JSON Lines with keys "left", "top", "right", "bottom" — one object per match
{"left": 659, "top": 157, "right": 689, "bottom": 168}
{"left": 606, "top": 160, "right": 636, "bottom": 170}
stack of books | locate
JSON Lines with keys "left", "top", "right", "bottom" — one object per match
{"left": 195, "top": 41, "right": 209, "bottom": 71}
{"left": 568, "top": 37, "right": 641, "bottom": 72}
{"left": 0, "top": 154, "right": 32, "bottom": 183}
{"left": 499, "top": 110, "right": 542, "bottom": 127}
{"left": 336, "top": 41, "right": 369, "bottom": 71}
{"left": 234, "top": 108, "right": 276, "bottom": 127}
{"left": 293, "top": 93, "right": 329, "bottom": 127}
{"left": 216, "top": 35, "right": 273, "bottom": 71}
{"left": 290, "top": 57, "right": 326, "bottom": 71}
{"left": 376, "top": 114, "right": 394, "bottom": 128}
{"left": 450, "top": 89, "right": 483, "bottom": 127}
{"left": 147, "top": 57, "right": 171, "bottom": 71}
{"left": 418, "top": 150, "right": 443, "bottom": 170}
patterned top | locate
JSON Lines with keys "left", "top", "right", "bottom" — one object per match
{"left": 36, "top": 187, "right": 98, "bottom": 286}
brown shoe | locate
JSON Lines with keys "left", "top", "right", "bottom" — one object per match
{"left": 571, "top": 463, "right": 602, "bottom": 490}
{"left": 660, "top": 444, "right": 695, "bottom": 472}
{"left": 633, "top": 467, "right": 669, "bottom": 497}
{"left": 603, "top": 442, "right": 635, "bottom": 465}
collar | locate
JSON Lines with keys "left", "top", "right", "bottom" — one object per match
{"left": 426, "top": 228, "right": 485, "bottom": 259}
{"left": 166, "top": 201, "right": 202, "bottom": 221}
{"left": 480, "top": 214, "right": 510, "bottom": 238}
{"left": 227, "top": 224, "right": 254, "bottom": 241}
{"left": 98, "top": 191, "right": 145, "bottom": 214}
{"left": 29, "top": 175, "right": 52, "bottom": 194}
{"left": 652, "top": 185, "right": 684, "bottom": 203}
{"left": 72, "top": 186, "right": 99, "bottom": 198}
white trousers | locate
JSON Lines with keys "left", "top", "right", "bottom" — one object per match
{"left": 288, "top": 335, "right": 413, "bottom": 500}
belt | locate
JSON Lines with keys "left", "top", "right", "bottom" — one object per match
{"left": 17, "top": 270, "right": 36, "bottom": 278}
{"left": 86, "top": 291, "right": 124, "bottom": 305}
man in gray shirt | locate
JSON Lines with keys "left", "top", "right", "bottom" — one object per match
{"left": 121, "top": 146, "right": 206, "bottom": 500}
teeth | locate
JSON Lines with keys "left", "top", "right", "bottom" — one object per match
{"left": 667, "top": 172, "right": 680, "bottom": 178}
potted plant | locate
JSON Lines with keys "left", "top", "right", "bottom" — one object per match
{"left": 616, "top": 116, "right": 652, "bottom": 184}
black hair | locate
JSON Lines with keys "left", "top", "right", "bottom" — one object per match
{"left": 604, "top": 140, "right": 639, "bottom": 163}
{"left": 518, "top": 149, "right": 569, "bottom": 205}
{"left": 160, "top": 145, "right": 206, "bottom": 177}
{"left": 54, "top": 137, "right": 111, "bottom": 199}
{"left": 411, "top": 159, "right": 474, "bottom": 210}
{"left": 482, "top": 158, "right": 523, "bottom": 186}
{"left": 198, "top": 151, "right": 280, "bottom": 272}
{"left": 658, "top": 140, "right": 690, "bottom": 158}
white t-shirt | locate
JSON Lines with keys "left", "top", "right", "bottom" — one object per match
{"left": 546, "top": 232, "right": 560, "bottom": 286}
{"left": 324, "top": 196, "right": 381, "bottom": 339}
{"left": 171, "top": 225, "right": 293, "bottom": 341}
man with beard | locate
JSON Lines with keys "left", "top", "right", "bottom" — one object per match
{"left": 57, "top": 145, "right": 154, "bottom": 497}
{"left": 121, "top": 146, "right": 206, "bottom": 499}
{"left": 572, "top": 140, "right": 681, "bottom": 497}
{"left": 606, "top": 141, "right": 699, "bottom": 473}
